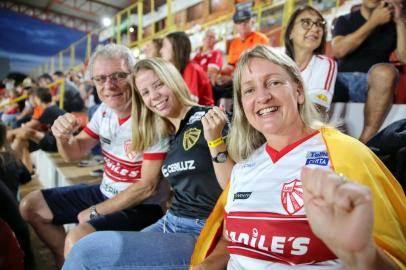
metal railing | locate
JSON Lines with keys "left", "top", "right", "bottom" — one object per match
{"left": 31, "top": 0, "right": 342, "bottom": 77}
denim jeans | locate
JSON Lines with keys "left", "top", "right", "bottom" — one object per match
{"left": 337, "top": 72, "right": 368, "bottom": 102}
{"left": 62, "top": 211, "right": 206, "bottom": 270}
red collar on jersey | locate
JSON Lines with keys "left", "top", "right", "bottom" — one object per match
{"left": 265, "top": 131, "right": 319, "bottom": 163}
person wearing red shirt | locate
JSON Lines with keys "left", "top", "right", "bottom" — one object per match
{"left": 193, "top": 29, "right": 224, "bottom": 85}
{"left": 161, "top": 31, "right": 214, "bottom": 106}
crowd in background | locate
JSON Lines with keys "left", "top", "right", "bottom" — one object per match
{"left": 1, "top": 0, "right": 406, "bottom": 269}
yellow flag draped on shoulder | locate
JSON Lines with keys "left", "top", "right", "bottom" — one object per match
{"left": 190, "top": 128, "right": 406, "bottom": 269}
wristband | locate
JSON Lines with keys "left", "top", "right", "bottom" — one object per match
{"left": 208, "top": 137, "right": 224, "bottom": 148}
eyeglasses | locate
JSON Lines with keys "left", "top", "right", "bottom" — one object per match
{"left": 298, "top": 18, "right": 326, "bottom": 30}
{"left": 92, "top": 72, "right": 130, "bottom": 85}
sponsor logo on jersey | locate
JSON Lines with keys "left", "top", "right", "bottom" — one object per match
{"left": 100, "top": 136, "right": 111, "bottom": 145}
{"left": 241, "top": 162, "right": 255, "bottom": 169}
{"left": 124, "top": 140, "right": 136, "bottom": 160}
{"left": 162, "top": 160, "right": 196, "bottom": 177}
{"left": 225, "top": 212, "right": 337, "bottom": 264}
{"left": 281, "top": 179, "right": 304, "bottom": 215}
{"left": 233, "top": 192, "right": 252, "bottom": 201}
{"left": 305, "top": 151, "right": 329, "bottom": 166}
{"left": 183, "top": 128, "right": 201, "bottom": 150}
{"left": 316, "top": 94, "right": 328, "bottom": 103}
{"left": 101, "top": 182, "right": 119, "bottom": 196}
{"left": 226, "top": 227, "right": 310, "bottom": 256}
{"left": 187, "top": 111, "right": 205, "bottom": 125}
{"left": 103, "top": 155, "right": 141, "bottom": 182}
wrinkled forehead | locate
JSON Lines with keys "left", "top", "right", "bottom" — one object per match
{"left": 93, "top": 56, "right": 129, "bottom": 74}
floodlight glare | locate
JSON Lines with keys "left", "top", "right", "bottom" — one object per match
{"left": 102, "top": 17, "right": 112, "bottom": 27}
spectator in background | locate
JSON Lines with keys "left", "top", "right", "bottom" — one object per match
{"left": 67, "top": 68, "right": 83, "bottom": 88}
{"left": 1, "top": 89, "right": 20, "bottom": 127}
{"left": 52, "top": 71, "right": 84, "bottom": 113}
{"left": 0, "top": 121, "right": 31, "bottom": 200}
{"left": 193, "top": 29, "right": 224, "bottom": 85}
{"left": 7, "top": 87, "right": 65, "bottom": 172}
{"left": 143, "top": 38, "right": 163, "bottom": 58}
{"left": 37, "top": 73, "right": 53, "bottom": 88}
{"left": 14, "top": 78, "right": 36, "bottom": 128}
{"left": 332, "top": 0, "right": 406, "bottom": 143}
{"left": 161, "top": 31, "right": 214, "bottom": 106}
{"left": 214, "top": 8, "right": 269, "bottom": 108}
{"left": 285, "top": 5, "right": 337, "bottom": 113}
{"left": 227, "top": 9, "right": 269, "bottom": 67}
{"left": 0, "top": 121, "right": 33, "bottom": 269}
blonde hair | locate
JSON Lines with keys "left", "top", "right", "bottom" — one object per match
{"left": 229, "top": 45, "right": 325, "bottom": 162}
{"left": 131, "top": 57, "right": 197, "bottom": 152}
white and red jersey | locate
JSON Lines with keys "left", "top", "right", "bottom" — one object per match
{"left": 192, "top": 49, "right": 223, "bottom": 72}
{"left": 301, "top": 55, "right": 337, "bottom": 110}
{"left": 83, "top": 103, "right": 168, "bottom": 205}
{"left": 225, "top": 131, "right": 341, "bottom": 269}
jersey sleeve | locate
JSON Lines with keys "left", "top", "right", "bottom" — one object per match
{"left": 257, "top": 34, "right": 270, "bottom": 45}
{"left": 83, "top": 103, "right": 103, "bottom": 140}
{"left": 182, "top": 64, "right": 200, "bottom": 101}
{"left": 143, "top": 138, "right": 169, "bottom": 160}
{"left": 333, "top": 14, "right": 352, "bottom": 37}
{"left": 208, "top": 50, "right": 224, "bottom": 70}
{"left": 307, "top": 56, "right": 337, "bottom": 110}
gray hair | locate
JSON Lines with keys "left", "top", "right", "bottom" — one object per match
{"left": 87, "top": 44, "right": 136, "bottom": 77}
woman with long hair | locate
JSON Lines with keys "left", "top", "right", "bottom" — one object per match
{"left": 284, "top": 6, "right": 337, "bottom": 112}
{"left": 161, "top": 31, "right": 214, "bottom": 106}
{"left": 190, "top": 45, "right": 406, "bottom": 269}
{"left": 62, "top": 57, "right": 234, "bottom": 270}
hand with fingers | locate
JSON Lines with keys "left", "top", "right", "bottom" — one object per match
{"left": 369, "top": 1, "right": 393, "bottom": 26}
{"left": 51, "top": 113, "right": 81, "bottom": 143}
{"left": 387, "top": 0, "right": 406, "bottom": 22}
{"left": 201, "top": 106, "right": 228, "bottom": 143}
{"left": 301, "top": 167, "right": 378, "bottom": 268}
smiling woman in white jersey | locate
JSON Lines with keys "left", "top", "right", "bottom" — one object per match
{"left": 190, "top": 45, "right": 406, "bottom": 270}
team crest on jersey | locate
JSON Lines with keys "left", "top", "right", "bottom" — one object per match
{"left": 281, "top": 179, "right": 304, "bottom": 215}
{"left": 124, "top": 140, "right": 136, "bottom": 160}
{"left": 305, "top": 151, "right": 329, "bottom": 166}
{"left": 315, "top": 94, "right": 328, "bottom": 103}
{"left": 183, "top": 128, "right": 201, "bottom": 150}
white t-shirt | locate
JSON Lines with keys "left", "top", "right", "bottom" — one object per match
{"left": 301, "top": 55, "right": 337, "bottom": 110}
{"left": 84, "top": 103, "right": 169, "bottom": 206}
{"left": 225, "top": 131, "right": 341, "bottom": 269}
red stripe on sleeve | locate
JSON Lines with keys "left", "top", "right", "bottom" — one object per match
{"left": 324, "top": 58, "right": 333, "bottom": 90}
{"left": 327, "top": 60, "right": 337, "bottom": 91}
{"left": 143, "top": 152, "right": 167, "bottom": 160}
{"left": 83, "top": 126, "right": 99, "bottom": 140}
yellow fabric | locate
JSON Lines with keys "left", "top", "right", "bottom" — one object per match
{"left": 190, "top": 128, "right": 406, "bottom": 268}
{"left": 190, "top": 184, "right": 229, "bottom": 265}
{"left": 322, "top": 128, "right": 406, "bottom": 269}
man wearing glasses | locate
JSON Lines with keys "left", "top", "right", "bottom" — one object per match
{"left": 20, "top": 44, "right": 168, "bottom": 268}
{"left": 332, "top": 0, "right": 406, "bottom": 143}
